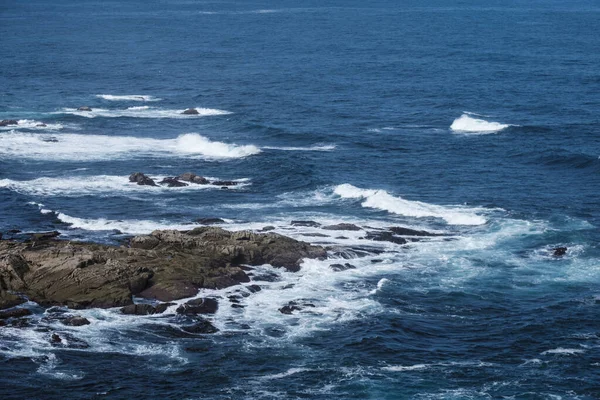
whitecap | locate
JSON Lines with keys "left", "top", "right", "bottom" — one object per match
{"left": 333, "top": 184, "right": 487, "bottom": 225}
{"left": 0, "top": 132, "right": 260, "bottom": 161}
{"left": 0, "top": 119, "right": 63, "bottom": 131}
{"left": 258, "top": 368, "right": 311, "bottom": 380}
{"left": 95, "top": 94, "right": 162, "bottom": 102}
{"left": 382, "top": 364, "right": 430, "bottom": 372}
{"left": 450, "top": 113, "right": 512, "bottom": 134}
{"left": 54, "top": 212, "right": 200, "bottom": 234}
{"left": 263, "top": 144, "right": 336, "bottom": 151}
{"left": 55, "top": 106, "right": 231, "bottom": 119}
{"left": 541, "top": 348, "right": 585, "bottom": 355}
{"left": 0, "top": 175, "right": 250, "bottom": 197}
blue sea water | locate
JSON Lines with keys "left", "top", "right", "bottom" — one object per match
{"left": 1, "top": 0, "right": 600, "bottom": 398}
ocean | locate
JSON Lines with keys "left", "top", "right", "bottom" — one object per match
{"left": 1, "top": 0, "right": 600, "bottom": 398}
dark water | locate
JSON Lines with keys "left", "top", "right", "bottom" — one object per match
{"left": 1, "top": 1, "right": 600, "bottom": 398}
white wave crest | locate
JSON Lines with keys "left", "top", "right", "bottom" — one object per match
{"left": 541, "top": 348, "right": 585, "bottom": 355}
{"left": 333, "top": 184, "right": 487, "bottom": 225}
{"left": 175, "top": 133, "right": 261, "bottom": 158}
{"left": 382, "top": 364, "right": 430, "bottom": 372}
{"left": 263, "top": 144, "right": 336, "bottom": 151}
{"left": 0, "top": 175, "right": 249, "bottom": 197}
{"left": 55, "top": 106, "right": 231, "bottom": 119}
{"left": 450, "top": 113, "right": 512, "bottom": 134}
{"left": 55, "top": 212, "right": 199, "bottom": 234}
{"left": 0, "top": 119, "right": 63, "bottom": 131}
{"left": 96, "top": 94, "right": 162, "bottom": 102}
{"left": 0, "top": 132, "right": 260, "bottom": 161}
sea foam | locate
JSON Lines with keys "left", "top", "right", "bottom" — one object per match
{"left": 334, "top": 184, "right": 487, "bottom": 225}
{"left": 96, "top": 94, "right": 162, "bottom": 102}
{"left": 0, "top": 132, "right": 260, "bottom": 161}
{"left": 56, "top": 106, "right": 231, "bottom": 119}
{"left": 450, "top": 113, "right": 512, "bottom": 134}
{"left": 0, "top": 119, "right": 64, "bottom": 131}
{"left": 0, "top": 175, "right": 249, "bottom": 197}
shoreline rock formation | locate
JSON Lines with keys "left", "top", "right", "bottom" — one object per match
{"left": 0, "top": 227, "right": 326, "bottom": 310}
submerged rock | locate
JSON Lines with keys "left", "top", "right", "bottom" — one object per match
{"left": 182, "top": 108, "right": 199, "bottom": 115}
{"left": 322, "top": 223, "right": 362, "bottom": 231}
{"left": 329, "top": 263, "right": 356, "bottom": 271}
{"left": 0, "top": 227, "right": 326, "bottom": 308}
{"left": 77, "top": 106, "right": 92, "bottom": 111}
{"left": 129, "top": 172, "right": 157, "bottom": 187}
{"left": 0, "top": 119, "right": 18, "bottom": 127}
{"left": 278, "top": 300, "right": 316, "bottom": 315}
{"left": 388, "top": 226, "right": 438, "bottom": 236}
{"left": 195, "top": 218, "right": 226, "bottom": 225}
{"left": 181, "top": 319, "right": 218, "bottom": 334}
{"left": 364, "top": 231, "right": 407, "bottom": 245}
{"left": 212, "top": 180, "right": 238, "bottom": 186}
{"left": 291, "top": 221, "right": 321, "bottom": 228}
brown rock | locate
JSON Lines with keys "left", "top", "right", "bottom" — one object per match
{"left": 182, "top": 108, "right": 199, "bottom": 115}
{"left": 0, "top": 227, "right": 326, "bottom": 307}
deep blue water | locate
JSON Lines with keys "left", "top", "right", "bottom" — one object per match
{"left": 1, "top": 1, "right": 600, "bottom": 399}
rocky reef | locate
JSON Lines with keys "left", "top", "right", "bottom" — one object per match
{"left": 0, "top": 227, "right": 326, "bottom": 310}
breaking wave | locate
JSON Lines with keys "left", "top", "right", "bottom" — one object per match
{"left": 55, "top": 107, "right": 231, "bottom": 119}
{"left": 262, "top": 144, "right": 336, "bottom": 151}
{"left": 333, "top": 184, "right": 487, "bottom": 225}
{"left": 0, "top": 119, "right": 64, "bottom": 131}
{"left": 0, "top": 175, "right": 250, "bottom": 197}
{"left": 450, "top": 113, "right": 513, "bottom": 134}
{"left": 0, "top": 132, "right": 261, "bottom": 161}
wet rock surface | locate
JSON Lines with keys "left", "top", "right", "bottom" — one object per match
{"left": 0, "top": 227, "right": 326, "bottom": 308}
{"left": 129, "top": 172, "right": 157, "bottom": 187}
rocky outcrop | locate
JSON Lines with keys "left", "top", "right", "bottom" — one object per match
{"left": 178, "top": 172, "right": 209, "bottom": 185}
{"left": 182, "top": 108, "right": 199, "bottom": 115}
{"left": 553, "top": 247, "right": 567, "bottom": 257}
{"left": 0, "top": 292, "right": 26, "bottom": 310}
{"left": 61, "top": 316, "right": 91, "bottom": 326}
{"left": 176, "top": 298, "right": 218, "bottom": 315}
{"left": 0, "top": 119, "right": 18, "bottom": 127}
{"left": 77, "top": 106, "right": 92, "bottom": 111}
{"left": 129, "top": 172, "right": 157, "bottom": 187}
{"left": 158, "top": 177, "right": 188, "bottom": 187}
{"left": 0, "top": 308, "right": 32, "bottom": 319}
{"left": 0, "top": 228, "right": 327, "bottom": 308}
